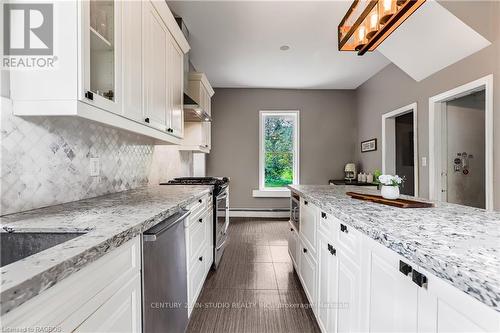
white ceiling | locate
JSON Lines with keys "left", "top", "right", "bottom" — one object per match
{"left": 167, "top": 1, "right": 391, "bottom": 89}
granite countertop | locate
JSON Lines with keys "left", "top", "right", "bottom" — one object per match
{"left": 289, "top": 184, "right": 500, "bottom": 312}
{"left": 0, "top": 185, "right": 212, "bottom": 315}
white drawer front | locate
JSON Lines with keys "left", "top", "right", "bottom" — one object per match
{"left": 300, "top": 198, "right": 318, "bottom": 254}
{"left": 336, "top": 219, "right": 361, "bottom": 265}
{"left": 188, "top": 214, "right": 208, "bottom": 265}
{"left": 188, "top": 256, "right": 206, "bottom": 311}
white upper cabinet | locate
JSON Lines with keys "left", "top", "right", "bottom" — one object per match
{"left": 9, "top": 0, "right": 189, "bottom": 144}
{"left": 180, "top": 72, "right": 214, "bottom": 153}
{"left": 122, "top": 1, "right": 143, "bottom": 123}
{"left": 168, "top": 36, "right": 184, "bottom": 138}
{"left": 143, "top": 1, "right": 168, "bottom": 131}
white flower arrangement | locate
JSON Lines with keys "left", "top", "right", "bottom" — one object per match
{"left": 378, "top": 174, "right": 404, "bottom": 187}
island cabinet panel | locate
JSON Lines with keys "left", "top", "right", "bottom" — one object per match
{"left": 299, "top": 237, "right": 318, "bottom": 312}
{"left": 336, "top": 250, "right": 361, "bottom": 333}
{"left": 288, "top": 220, "right": 300, "bottom": 269}
{"left": 361, "top": 238, "right": 418, "bottom": 332}
{"left": 317, "top": 232, "right": 338, "bottom": 333}
{"left": 416, "top": 266, "right": 500, "bottom": 333}
{"left": 300, "top": 198, "right": 318, "bottom": 255}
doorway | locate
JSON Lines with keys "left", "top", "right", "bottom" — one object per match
{"left": 429, "top": 75, "right": 493, "bottom": 210}
{"left": 382, "top": 103, "right": 418, "bottom": 196}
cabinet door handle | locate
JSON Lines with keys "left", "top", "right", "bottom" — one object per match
{"left": 199, "top": 256, "right": 203, "bottom": 262}
{"left": 199, "top": 218, "right": 203, "bottom": 223}
{"left": 303, "top": 248, "right": 308, "bottom": 254}
{"left": 144, "top": 117, "right": 150, "bottom": 123}
{"left": 327, "top": 243, "right": 336, "bottom": 256}
{"left": 340, "top": 224, "right": 348, "bottom": 233}
{"left": 290, "top": 228, "right": 294, "bottom": 232}
{"left": 85, "top": 91, "right": 94, "bottom": 100}
{"left": 321, "top": 212, "right": 327, "bottom": 219}
{"left": 399, "top": 260, "right": 413, "bottom": 276}
{"left": 199, "top": 199, "right": 203, "bottom": 203}
{"left": 412, "top": 270, "right": 428, "bottom": 288}
{"left": 304, "top": 201, "right": 308, "bottom": 205}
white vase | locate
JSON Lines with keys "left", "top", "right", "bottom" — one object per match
{"left": 381, "top": 185, "right": 400, "bottom": 200}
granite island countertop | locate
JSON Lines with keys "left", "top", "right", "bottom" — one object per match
{"left": 0, "top": 185, "right": 212, "bottom": 315}
{"left": 289, "top": 184, "right": 500, "bottom": 312}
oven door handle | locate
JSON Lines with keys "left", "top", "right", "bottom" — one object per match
{"left": 216, "top": 192, "right": 228, "bottom": 201}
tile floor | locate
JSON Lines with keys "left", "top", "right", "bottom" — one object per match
{"left": 186, "top": 218, "right": 321, "bottom": 333}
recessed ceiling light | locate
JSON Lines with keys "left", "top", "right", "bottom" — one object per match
{"left": 280, "top": 45, "right": 290, "bottom": 51}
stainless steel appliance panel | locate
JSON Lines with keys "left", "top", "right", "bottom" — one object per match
{"left": 143, "top": 210, "right": 190, "bottom": 333}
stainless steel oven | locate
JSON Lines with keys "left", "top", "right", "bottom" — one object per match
{"left": 290, "top": 192, "right": 300, "bottom": 230}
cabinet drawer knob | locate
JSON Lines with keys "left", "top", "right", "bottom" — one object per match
{"left": 327, "top": 243, "right": 336, "bottom": 256}
{"left": 199, "top": 199, "right": 203, "bottom": 203}
{"left": 304, "top": 201, "right": 308, "bottom": 205}
{"left": 144, "top": 117, "right": 150, "bottom": 123}
{"left": 399, "top": 260, "right": 413, "bottom": 276}
{"left": 199, "top": 218, "right": 203, "bottom": 223}
{"left": 303, "top": 248, "right": 308, "bottom": 254}
{"left": 290, "top": 228, "right": 294, "bottom": 232}
{"left": 85, "top": 91, "right": 94, "bottom": 101}
{"left": 340, "top": 224, "right": 348, "bottom": 233}
{"left": 321, "top": 212, "right": 327, "bottom": 219}
{"left": 199, "top": 256, "right": 203, "bottom": 262}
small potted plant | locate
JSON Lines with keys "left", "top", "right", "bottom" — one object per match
{"left": 378, "top": 175, "right": 404, "bottom": 200}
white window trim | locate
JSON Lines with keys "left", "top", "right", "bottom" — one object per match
{"left": 253, "top": 110, "right": 299, "bottom": 198}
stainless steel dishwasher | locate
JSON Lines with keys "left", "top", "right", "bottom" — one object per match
{"left": 142, "top": 209, "right": 190, "bottom": 333}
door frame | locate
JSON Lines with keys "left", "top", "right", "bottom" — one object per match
{"left": 382, "top": 103, "right": 419, "bottom": 197}
{"left": 428, "top": 74, "right": 493, "bottom": 210}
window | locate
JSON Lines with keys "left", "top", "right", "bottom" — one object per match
{"left": 258, "top": 111, "right": 299, "bottom": 194}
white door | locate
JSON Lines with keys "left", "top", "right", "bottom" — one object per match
{"left": 142, "top": 2, "right": 167, "bottom": 130}
{"left": 365, "top": 242, "right": 418, "bottom": 332}
{"left": 122, "top": 0, "right": 142, "bottom": 122}
{"left": 74, "top": 274, "right": 142, "bottom": 332}
{"left": 169, "top": 36, "right": 184, "bottom": 138}
{"left": 318, "top": 233, "right": 338, "bottom": 333}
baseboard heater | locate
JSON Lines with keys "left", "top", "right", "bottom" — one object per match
{"left": 229, "top": 208, "right": 290, "bottom": 218}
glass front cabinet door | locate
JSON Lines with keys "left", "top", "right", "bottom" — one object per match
{"left": 81, "top": 0, "right": 122, "bottom": 114}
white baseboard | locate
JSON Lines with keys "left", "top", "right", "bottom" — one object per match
{"left": 229, "top": 210, "right": 290, "bottom": 218}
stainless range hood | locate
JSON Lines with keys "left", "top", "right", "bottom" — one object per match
{"left": 183, "top": 93, "right": 211, "bottom": 122}
{"left": 175, "top": 17, "right": 211, "bottom": 123}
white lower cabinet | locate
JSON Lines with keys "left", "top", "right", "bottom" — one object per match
{"left": 291, "top": 199, "right": 500, "bottom": 333}
{"left": 185, "top": 194, "right": 213, "bottom": 317}
{"left": 362, "top": 239, "right": 418, "bottom": 332}
{"left": 74, "top": 273, "right": 142, "bottom": 332}
{"left": 288, "top": 221, "right": 299, "bottom": 268}
{"left": 318, "top": 232, "right": 338, "bottom": 333}
{"left": 299, "top": 237, "right": 318, "bottom": 311}
{"left": 1, "top": 237, "right": 141, "bottom": 333}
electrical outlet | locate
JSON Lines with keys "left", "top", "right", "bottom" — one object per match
{"left": 421, "top": 157, "right": 427, "bottom": 167}
{"left": 90, "top": 157, "right": 100, "bottom": 177}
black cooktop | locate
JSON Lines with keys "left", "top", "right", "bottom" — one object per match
{"left": 160, "top": 177, "right": 229, "bottom": 195}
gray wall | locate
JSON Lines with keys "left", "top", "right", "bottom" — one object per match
{"left": 207, "top": 89, "right": 357, "bottom": 209}
{"left": 355, "top": 1, "right": 500, "bottom": 209}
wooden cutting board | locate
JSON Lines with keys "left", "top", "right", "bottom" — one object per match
{"left": 346, "top": 192, "right": 435, "bottom": 208}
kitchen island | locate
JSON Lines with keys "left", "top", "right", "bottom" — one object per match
{"left": 288, "top": 184, "right": 500, "bottom": 332}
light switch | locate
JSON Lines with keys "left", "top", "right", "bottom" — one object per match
{"left": 90, "top": 157, "right": 100, "bottom": 177}
{"left": 421, "top": 157, "right": 427, "bottom": 167}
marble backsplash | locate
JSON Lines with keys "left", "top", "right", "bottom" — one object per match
{"left": 1, "top": 101, "right": 192, "bottom": 215}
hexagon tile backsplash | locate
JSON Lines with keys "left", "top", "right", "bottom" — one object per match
{"left": 1, "top": 110, "right": 159, "bottom": 215}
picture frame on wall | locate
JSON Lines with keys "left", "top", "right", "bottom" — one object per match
{"left": 361, "top": 138, "right": 377, "bottom": 153}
